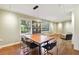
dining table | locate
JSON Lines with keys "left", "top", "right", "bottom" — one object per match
{"left": 24, "top": 34, "right": 55, "bottom": 55}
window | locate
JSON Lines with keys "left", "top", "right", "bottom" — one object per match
{"left": 41, "top": 21, "right": 49, "bottom": 31}
{"left": 21, "top": 20, "right": 31, "bottom": 33}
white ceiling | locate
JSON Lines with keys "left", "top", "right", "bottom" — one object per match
{"left": 0, "top": 4, "right": 78, "bottom": 22}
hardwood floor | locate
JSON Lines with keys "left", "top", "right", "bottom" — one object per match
{"left": 57, "top": 40, "right": 79, "bottom": 55}
{"left": 0, "top": 40, "right": 79, "bottom": 55}
{"left": 0, "top": 42, "right": 21, "bottom": 55}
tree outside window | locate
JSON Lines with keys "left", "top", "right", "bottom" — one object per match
{"left": 21, "top": 20, "right": 31, "bottom": 33}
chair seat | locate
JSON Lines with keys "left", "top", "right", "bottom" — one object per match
{"left": 42, "top": 42, "right": 56, "bottom": 50}
{"left": 30, "top": 42, "right": 38, "bottom": 49}
{"left": 21, "top": 38, "right": 38, "bottom": 49}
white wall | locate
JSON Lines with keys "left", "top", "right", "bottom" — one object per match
{"left": 63, "top": 21, "right": 72, "bottom": 34}
{"left": 55, "top": 21, "right": 72, "bottom": 34}
{"left": 49, "top": 22, "right": 57, "bottom": 33}
{"left": 57, "top": 23, "right": 63, "bottom": 33}
{"left": 0, "top": 10, "right": 20, "bottom": 46}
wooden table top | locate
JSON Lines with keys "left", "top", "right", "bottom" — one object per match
{"left": 25, "top": 34, "right": 54, "bottom": 44}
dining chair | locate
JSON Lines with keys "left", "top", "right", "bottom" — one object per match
{"left": 21, "top": 37, "right": 39, "bottom": 55}
{"left": 42, "top": 40, "right": 57, "bottom": 55}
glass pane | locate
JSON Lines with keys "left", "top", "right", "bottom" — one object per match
{"left": 21, "top": 20, "right": 31, "bottom": 33}
{"left": 41, "top": 21, "right": 49, "bottom": 31}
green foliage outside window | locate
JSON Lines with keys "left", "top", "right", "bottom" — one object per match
{"left": 21, "top": 20, "right": 31, "bottom": 33}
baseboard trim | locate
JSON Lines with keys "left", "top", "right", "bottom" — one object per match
{"left": 0, "top": 41, "right": 21, "bottom": 49}
{"left": 74, "top": 49, "right": 79, "bottom": 52}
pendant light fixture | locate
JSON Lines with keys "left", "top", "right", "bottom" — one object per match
{"left": 33, "top": 5, "right": 39, "bottom": 10}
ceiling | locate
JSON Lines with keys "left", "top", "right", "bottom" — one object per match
{"left": 0, "top": 4, "right": 78, "bottom": 22}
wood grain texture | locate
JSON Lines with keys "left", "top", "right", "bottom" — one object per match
{"left": 0, "top": 42, "right": 21, "bottom": 55}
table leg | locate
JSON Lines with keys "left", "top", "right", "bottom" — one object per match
{"left": 39, "top": 44, "right": 41, "bottom": 55}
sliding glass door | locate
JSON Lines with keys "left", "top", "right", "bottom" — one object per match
{"left": 32, "top": 21, "right": 41, "bottom": 34}
{"left": 20, "top": 20, "right": 31, "bottom": 34}
{"left": 20, "top": 19, "right": 50, "bottom": 34}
